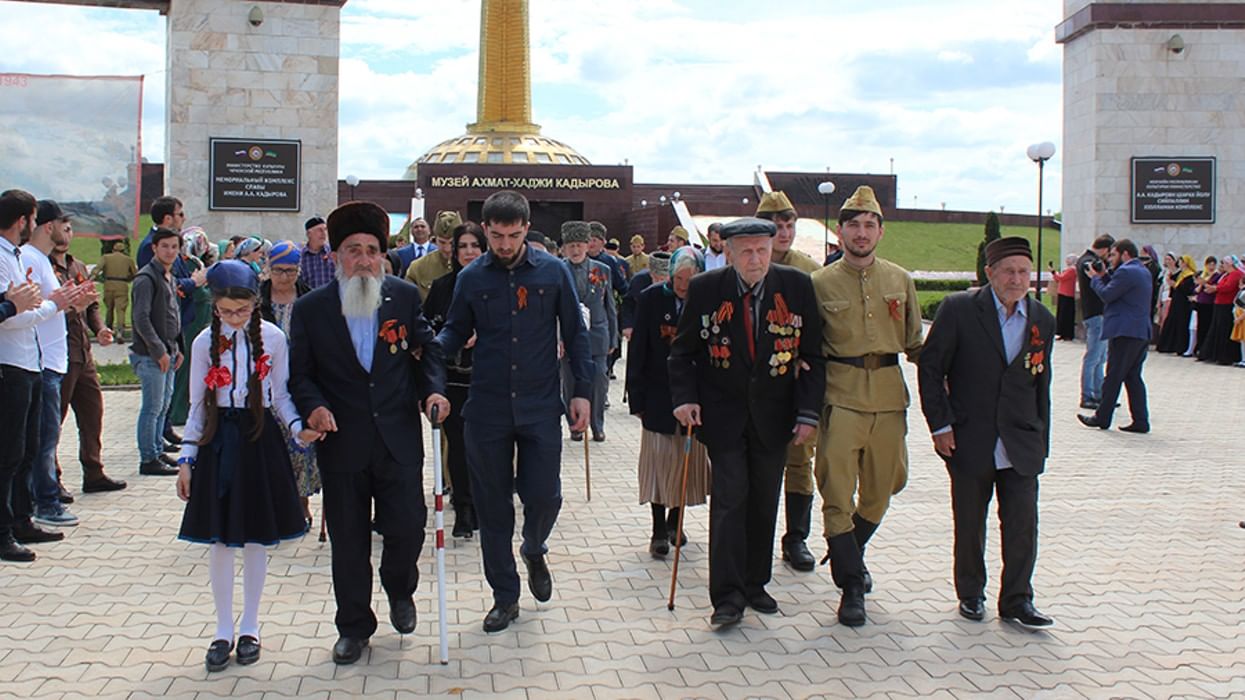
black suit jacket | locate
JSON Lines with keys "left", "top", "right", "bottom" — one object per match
{"left": 288, "top": 276, "right": 446, "bottom": 472}
{"left": 626, "top": 283, "right": 681, "bottom": 435}
{"left": 917, "top": 287, "right": 1055, "bottom": 477}
{"left": 668, "top": 265, "right": 825, "bottom": 451}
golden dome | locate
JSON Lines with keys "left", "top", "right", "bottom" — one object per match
{"left": 403, "top": 130, "right": 590, "bottom": 179}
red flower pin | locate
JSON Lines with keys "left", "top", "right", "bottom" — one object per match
{"left": 216, "top": 335, "right": 233, "bottom": 355}
{"left": 204, "top": 366, "right": 232, "bottom": 390}
{"left": 254, "top": 354, "right": 272, "bottom": 381}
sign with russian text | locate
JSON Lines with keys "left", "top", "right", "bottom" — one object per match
{"left": 209, "top": 138, "right": 301, "bottom": 211}
{"left": 1130, "top": 157, "right": 1215, "bottom": 224}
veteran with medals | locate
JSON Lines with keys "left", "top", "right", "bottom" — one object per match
{"left": 811, "top": 186, "right": 923, "bottom": 627}
{"left": 668, "top": 217, "right": 824, "bottom": 628}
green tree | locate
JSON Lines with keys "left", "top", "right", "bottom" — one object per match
{"left": 976, "top": 211, "right": 1001, "bottom": 286}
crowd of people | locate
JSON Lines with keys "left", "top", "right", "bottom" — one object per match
{"left": 7, "top": 179, "right": 1227, "bottom": 674}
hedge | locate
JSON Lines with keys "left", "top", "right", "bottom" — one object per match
{"left": 914, "top": 278, "right": 972, "bottom": 292}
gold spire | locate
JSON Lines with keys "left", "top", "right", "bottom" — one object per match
{"left": 469, "top": 0, "right": 539, "bottom": 133}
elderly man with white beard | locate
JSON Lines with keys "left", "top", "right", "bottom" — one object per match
{"left": 288, "top": 201, "right": 449, "bottom": 665}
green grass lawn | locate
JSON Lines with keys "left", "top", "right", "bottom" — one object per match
{"left": 70, "top": 214, "right": 152, "bottom": 266}
{"left": 97, "top": 361, "right": 139, "bottom": 386}
{"left": 878, "top": 220, "right": 1060, "bottom": 272}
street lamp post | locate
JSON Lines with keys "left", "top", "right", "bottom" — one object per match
{"left": 817, "top": 181, "right": 835, "bottom": 258}
{"left": 345, "top": 174, "right": 359, "bottom": 201}
{"left": 1026, "top": 142, "right": 1056, "bottom": 300}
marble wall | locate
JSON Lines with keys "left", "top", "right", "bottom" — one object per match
{"left": 164, "top": 0, "right": 341, "bottom": 241}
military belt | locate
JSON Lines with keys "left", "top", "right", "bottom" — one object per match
{"left": 827, "top": 353, "right": 899, "bottom": 370}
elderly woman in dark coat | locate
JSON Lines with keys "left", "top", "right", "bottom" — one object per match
{"left": 626, "top": 246, "right": 711, "bottom": 558}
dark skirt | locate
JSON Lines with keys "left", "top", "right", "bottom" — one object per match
{"left": 1055, "top": 294, "right": 1077, "bottom": 340}
{"left": 179, "top": 408, "right": 308, "bottom": 547}
{"left": 1199, "top": 304, "right": 1240, "bottom": 365}
{"left": 1193, "top": 302, "right": 1214, "bottom": 355}
{"left": 1156, "top": 294, "right": 1193, "bottom": 354}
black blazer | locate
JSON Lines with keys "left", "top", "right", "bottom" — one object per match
{"left": 668, "top": 265, "right": 825, "bottom": 451}
{"left": 288, "top": 276, "right": 446, "bottom": 472}
{"left": 626, "top": 283, "right": 682, "bottom": 435}
{"left": 917, "top": 287, "right": 1055, "bottom": 477}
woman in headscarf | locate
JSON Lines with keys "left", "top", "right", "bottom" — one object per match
{"left": 1156, "top": 252, "right": 1176, "bottom": 329}
{"left": 234, "top": 237, "right": 264, "bottom": 275}
{"left": 169, "top": 226, "right": 216, "bottom": 426}
{"left": 1199, "top": 255, "right": 1244, "bottom": 365}
{"left": 423, "top": 222, "right": 485, "bottom": 538}
{"left": 626, "top": 246, "right": 711, "bottom": 557}
{"left": 1049, "top": 254, "right": 1079, "bottom": 340}
{"left": 1141, "top": 244, "right": 1163, "bottom": 324}
{"left": 1192, "top": 256, "right": 1220, "bottom": 356}
{"left": 1156, "top": 255, "right": 1197, "bottom": 354}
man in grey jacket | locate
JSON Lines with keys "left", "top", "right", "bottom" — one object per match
{"left": 130, "top": 228, "right": 184, "bottom": 476}
{"left": 561, "top": 221, "right": 617, "bottom": 442}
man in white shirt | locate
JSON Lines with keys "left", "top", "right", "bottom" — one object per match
{"left": 704, "top": 222, "right": 727, "bottom": 271}
{"left": 0, "top": 190, "right": 86, "bottom": 562}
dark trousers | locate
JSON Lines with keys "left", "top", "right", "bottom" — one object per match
{"left": 705, "top": 427, "right": 787, "bottom": 611}
{"left": 0, "top": 365, "right": 42, "bottom": 537}
{"left": 948, "top": 466, "right": 1038, "bottom": 611}
{"left": 320, "top": 436, "right": 426, "bottom": 639}
{"left": 1055, "top": 294, "right": 1077, "bottom": 340}
{"left": 464, "top": 419, "right": 562, "bottom": 606}
{"left": 443, "top": 384, "right": 472, "bottom": 509}
{"left": 1193, "top": 302, "right": 1213, "bottom": 355}
{"left": 1095, "top": 336, "right": 1149, "bottom": 429}
{"left": 58, "top": 360, "right": 106, "bottom": 482}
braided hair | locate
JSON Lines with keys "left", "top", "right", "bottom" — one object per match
{"left": 196, "top": 287, "right": 266, "bottom": 445}
{"left": 245, "top": 302, "right": 266, "bottom": 441}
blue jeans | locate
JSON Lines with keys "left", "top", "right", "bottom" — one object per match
{"left": 30, "top": 369, "right": 64, "bottom": 514}
{"left": 1080, "top": 315, "right": 1107, "bottom": 403}
{"left": 131, "top": 353, "right": 176, "bottom": 462}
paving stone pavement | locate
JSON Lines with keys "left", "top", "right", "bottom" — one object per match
{"left": 2, "top": 339, "right": 1243, "bottom": 699}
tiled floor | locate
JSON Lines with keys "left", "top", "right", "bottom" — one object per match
{"left": 3, "top": 340, "right": 1243, "bottom": 699}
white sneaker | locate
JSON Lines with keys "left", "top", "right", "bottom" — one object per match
{"left": 34, "top": 507, "right": 79, "bottom": 527}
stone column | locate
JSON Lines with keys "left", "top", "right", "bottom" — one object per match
{"left": 165, "top": 0, "right": 343, "bottom": 241}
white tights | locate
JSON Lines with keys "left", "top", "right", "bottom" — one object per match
{"left": 208, "top": 543, "right": 268, "bottom": 642}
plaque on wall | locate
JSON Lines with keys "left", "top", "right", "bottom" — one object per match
{"left": 1130, "top": 157, "right": 1215, "bottom": 224}
{"left": 209, "top": 138, "right": 301, "bottom": 211}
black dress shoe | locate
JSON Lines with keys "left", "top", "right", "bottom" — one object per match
{"left": 57, "top": 483, "right": 74, "bottom": 504}
{"left": 205, "top": 639, "right": 233, "bottom": 672}
{"left": 332, "top": 636, "right": 368, "bottom": 665}
{"left": 158, "top": 453, "right": 178, "bottom": 467}
{"left": 163, "top": 428, "right": 183, "bottom": 444}
{"left": 522, "top": 552, "right": 553, "bottom": 602}
{"left": 781, "top": 538, "right": 816, "bottom": 572}
{"left": 649, "top": 536, "right": 669, "bottom": 558}
{"left": 389, "top": 597, "right": 416, "bottom": 634}
{"left": 1079, "top": 399, "right": 1099, "bottom": 410}
{"left": 570, "top": 432, "right": 584, "bottom": 442}
{"left": 592, "top": 432, "right": 605, "bottom": 442}
{"left": 1000, "top": 602, "right": 1054, "bottom": 630}
{"left": 483, "top": 602, "right": 519, "bottom": 632}
{"left": 1076, "top": 414, "right": 1108, "bottom": 430}
{"left": 0, "top": 535, "right": 36, "bottom": 562}
{"left": 710, "top": 604, "right": 743, "bottom": 628}
{"left": 235, "top": 635, "right": 260, "bottom": 665}
{"left": 862, "top": 566, "right": 874, "bottom": 594}
{"left": 1119, "top": 423, "right": 1150, "bottom": 434}
{"left": 668, "top": 530, "right": 688, "bottom": 547}
{"left": 958, "top": 598, "right": 986, "bottom": 621}
{"left": 139, "top": 460, "right": 179, "bottom": 476}
{"left": 82, "top": 476, "right": 127, "bottom": 493}
{"left": 747, "top": 590, "right": 779, "bottom": 614}
{"left": 838, "top": 586, "right": 866, "bottom": 627}
{"left": 13, "top": 521, "right": 64, "bottom": 544}
{"left": 162, "top": 441, "right": 179, "bottom": 454}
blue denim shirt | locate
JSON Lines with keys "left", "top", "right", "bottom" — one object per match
{"left": 437, "top": 244, "right": 594, "bottom": 426}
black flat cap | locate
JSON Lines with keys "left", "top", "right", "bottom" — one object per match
{"left": 719, "top": 217, "right": 776, "bottom": 240}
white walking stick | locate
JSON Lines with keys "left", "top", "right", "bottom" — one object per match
{"left": 430, "top": 405, "right": 449, "bottom": 664}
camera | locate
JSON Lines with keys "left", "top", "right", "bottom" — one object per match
{"left": 1083, "top": 258, "right": 1106, "bottom": 273}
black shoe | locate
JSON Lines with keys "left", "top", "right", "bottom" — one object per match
{"left": 862, "top": 566, "right": 873, "bottom": 594}
{"left": 82, "top": 476, "right": 127, "bottom": 493}
{"left": 235, "top": 635, "right": 260, "bottom": 666}
{"left": 483, "top": 602, "right": 519, "bottom": 632}
{"left": 710, "top": 604, "right": 743, "bottom": 628}
{"left": 958, "top": 598, "right": 986, "bottom": 621}
{"left": 1000, "top": 602, "right": 1054, "bottom": 630}
{"left": 163, "top": 428, "right": 183, "bottom": 445}
{"left": 389, "top": 597, "right": 416, "bottom": 634}
{"left": 838, "top": 586, "right": 866, "bottom": 627}
{"left": 332, "top": 636, "right": 368, "bottom": 665}
{"left": 522, "top": 552, "right": 552, "bottom": 602}
{"left": 452, "top": 505, "right": 476, "bottom": 539}
{"left": 158, "top": 453, "right": 178, "bottom": 467}
{"left": 592, "top": 432, "right": 605, "bottom": 442}
{"left": 570, "top": 432, "right": 583, "bottom": 442}
{"left": 0, "top": 535, "right": 36, "bottom": 562}
{"left": 1079, "top": 399, "right": 1099, "bottom": 410}
{"left": 13, "top": 521, "right": 64, "bottom": 544}
{"left": 1076, "top": 414, "right": 1108, "bottom": 430}
{"left": 1119, "top": 423, "right": 1150, "bottom": 434}
{"left": 781, "top": 537, "right": 816, "bottom": 572}
{"left": 140, "top": 460, "right": 178, "bottom": 476}
{"left": 748, "top": 590, "right": 779, "bottom": 615}
{"left": 162, "top": 441, "right": 179, "bottom": 453}
{"left": 649, "top": 536, "right": 669, "bottom": 558}
{"left": 205, "top": 639, "right": 233, "bottom": 672}
{"left": 57, "top": 483, "right": 74, "bottom": 504}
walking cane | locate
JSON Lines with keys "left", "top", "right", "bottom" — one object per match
{"left": 430, "top": 405, "right": 449, "bottom": 664}
{"left": 667, "top": 422, "right": 694, "bottom": 611}
{"left": 583, "top": 432, "right": 592, "bottom": 502}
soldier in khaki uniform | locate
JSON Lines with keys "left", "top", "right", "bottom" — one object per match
{"left": 754, "top": 191, "right": 823, "bottom": 572}
{"left": 405, "top": 210, "right": 461, "bottom": 300}
{"left": 97, "top": 239, "right": 137, "bottom": 341}
{"left": 624, "top": 234, "right": 649, "bottom": 278}
{"left": 811, "top": 185, "right": 923, "bottom": 627}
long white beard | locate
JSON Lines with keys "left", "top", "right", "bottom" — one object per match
{"left": 339, "top": 268, "right": 382, "bottom": 318}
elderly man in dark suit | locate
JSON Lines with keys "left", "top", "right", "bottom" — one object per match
{"left": 668, "top": 217, "right": 825, "bottom": 628}
{"left": 918, "top": 236, "right": 1056, "bottom": 630}
{"left": 288, "top": 201, "right": 449, "bottom": 665}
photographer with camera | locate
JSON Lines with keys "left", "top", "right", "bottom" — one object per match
{"left": 1077, "top": 239, "right": 1152, "bottom": 433}
{"left": 1075, "top": 235, "right": 1114, "bottom": 409}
